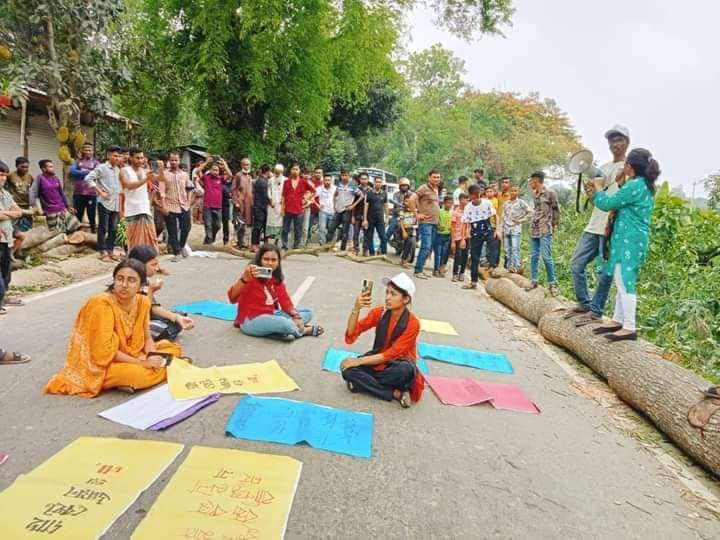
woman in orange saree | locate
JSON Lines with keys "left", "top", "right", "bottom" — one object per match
{"left": 45, "top": 259, "right": 181, "bottom": 397}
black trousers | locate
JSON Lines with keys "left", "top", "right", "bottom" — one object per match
{"left": 342, "top": 360, "right": 415, "bottom": 401}
{"left": 96, "top": 205, "right": 119, "bottom": 253}
{"left": 164, "top": 209, "right": 192, "bottom": 255}
{"left": 365, "top": 215, "right": 387, "bottom": 255}
{"left": 222, "top": 191, "right": 231, "bottom": 243}
{"left": 282, "top": 213, "right": 303, "bottom": 249}
{"left": 73, "top": 194, "right": 97, "bottom": 231}
{"left": 203, "top": 208, "right": 222, "bottom": 243}
{"left": 0, "top": 243, "right": 10, "bottom": 305}
{"left": 453, "top": 240, "right": 468, "bottom": 276}
{"left": 252, "top": 208, "right": 267, "bottom": 246}
{"left": 327, "top": 210, "right": 351, "bottom": 249}
{"left": 401, "top": 235, "right": 416, "bottom": 262}
{"left": 470, "top": 233, "right": 491, "bottom": 283}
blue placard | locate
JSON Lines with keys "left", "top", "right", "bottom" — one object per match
{"left": 418, "top": 342, "right": 513, "bottom": 374}
{"left": 173, "top": 300, "right": 236, "bottom": 321}
{"left": 322, "top": 347, "right": 429, "bottom": 374}
{"left": 226, "top": 395, "right": 374, "bottom": 459}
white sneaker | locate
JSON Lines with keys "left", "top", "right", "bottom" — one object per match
{"left": 182, "top": 245, "right": 191, "bottom": 258}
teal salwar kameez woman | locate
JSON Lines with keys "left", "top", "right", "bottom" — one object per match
{"left": 590, "top": 149, "right": 660, "bottom": 341}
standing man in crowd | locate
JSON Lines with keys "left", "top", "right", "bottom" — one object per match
{"left": 474, "top": 168, "right": 486, "bottom": 188}
{"left": 453, "top": 175, "right": 469, "bottom": 206}
{"left": 120, "top": 148, "right": 158, "bottom": 252}
{"left": 158, "top": 151, "right": 192, "bottom": 261}
{"left": 526, "top": 171, "right": 560, "bottom": 296}
{"left": 304, "top": 166, "right": 323, "bottom": 245}
{"left": 266, "top": 164, "right": 285, "bottom": 243}
{"left": 315, "top": 172, "right": 336, "bottom": 245}
{"left": 85, "top": 145, "right": 122, "bottom": 262}
{"left": 414, "top": 169, "right": 441, "bottom": 280}
{"left": 69, "top": 143, "right": 100, "bottom": 233}
{"left": 199, "top": 162, "right": 225, "bottom": 245}
{"left": 351, "top": 173, "right": 370, "bottom": 255}
{"left": 281, "top": 163, "right": 312, "bottom": 250}
{"left": 363, "top": 176, "right": 388, "bottom": 256}
{"left": 217, "top": 159, "right": 234, "bottom": 246}
{"left": 326, "top": 168, "right": 356, "bottom": 251}
{"left": 251, "top": 164, "right": 273, "bottom": 250}
{"left": 0, "top": 160, "right": 25, "bottom": 312}
{"left": 7, "top": 157, "right": 34, "bottom": 259}
{"left": 568, "top": 125, "right": 630, "bottom": 325}
{"left": 385, "top": 177, "right": 412, "bottom": 244}
{"left": 30, "top": 159, "right": 80, "bottom": 233}
{"left": 231, "top": 157, "right": 253, "bottom": 249}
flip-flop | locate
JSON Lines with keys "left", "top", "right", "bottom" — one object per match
{"left": 0, "top": 351, "right": 31, "bottom": 365}
{"left": 0, "top": 307, "right": 7, "bottom": 315}
{"left": 461, "top": 283, "right": 477, "bottom": 289}
{"left": 311, "top": 325, "right": 325, "bottom": 337}
{"left": 4, "top": 297, "right": 24, "bottom": 306}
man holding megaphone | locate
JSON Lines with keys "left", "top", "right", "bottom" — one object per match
{"left": 566, "top": 125, "right": 630, "bottom": 325}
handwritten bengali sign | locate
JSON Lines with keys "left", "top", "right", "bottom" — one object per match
{"left": 131, "top": 446, "right": 302, "bottom": 540}
{"left": 0, "top": 436, "right": 183, "bottom": 539}
{"left": 419, "top": 318, "right": 459, "bottom": 336}
{"left": 226, "top": 396, "right": 374, "bottom": 458}
{"left": 168, "top": 359, "right": 299, "bottom": 400}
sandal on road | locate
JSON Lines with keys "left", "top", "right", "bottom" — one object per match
{"left": 304, "top": 325, "right": 325, "bottom": 337}
{"left": 0, "top": 350, "right": 31, "bottom": 365}
{"left": 4, "top": 297, "right": 24, "bottom": 307}
{"left": 462, "top": 283, "right": 477, "bottom": 290}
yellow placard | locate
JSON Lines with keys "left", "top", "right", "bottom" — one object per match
{"left": 420, "top": 318, "right": 459, "bottom": 336}
{"left": 0, "top": 436, "right": 183, "bottom": 539}
{"left": 132, "top": 446, "right": 302, "bottom": 540}
{"left": 168, "top": 359, "right": 299, "bottom": 400}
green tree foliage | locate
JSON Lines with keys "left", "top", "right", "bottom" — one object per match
{"left": 704, "top": 171, "right": 720, "bottom": 211}
{"left": 548, "top": 184, "right": 720, "bottom": 383}
{"left": 0, "top": 0, "right": 128, "bottom": 129}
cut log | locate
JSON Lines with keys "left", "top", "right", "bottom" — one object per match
{"left": 19, "top": 226, "right": 62, "bottom": 250}
{"left": 43, "top": 244, "right": 87, "bottom": 259}
{"left": 66, "top": 230, "right": 96, "bottom": 247}
{"left": 34, "top": 234, "right": 68, "bottom": 253}
{"left": 485, "top": 275, "right": 720, "bottom": 478}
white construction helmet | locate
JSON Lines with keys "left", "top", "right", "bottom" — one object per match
{"left": 399, "top": 177, "right": 411, "bottom": 186}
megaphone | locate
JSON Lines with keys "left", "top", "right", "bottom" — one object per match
{"left": 568, "top": 149, "right": 603, "bottom": 212}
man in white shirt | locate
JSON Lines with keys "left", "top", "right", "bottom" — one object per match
{"left": 119, "top": 147, "right": 158, "bottom": 253}
{"left": 315, "top": 173, "right": 336, "bottom": 244}
{"left": 568, "top": 125, "right": 629, "bottom": 324}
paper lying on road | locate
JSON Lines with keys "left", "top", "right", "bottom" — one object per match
{"left": 0, "top": 436, "right": 183, "bottom": 539}
{"left": 173, "top": 299, "right": 236, "bottom": 321}
{"left": 131, "top": 446, "right": 302, "bottom": 540}
{"left": 98, "top": 384, "right": 219, "bottom": 430}
{"left": 168, "top": 359, "right": 299, "bottom": 400}
{"left": 419, "top": 318, "right": 459, "bottom": 336}
{"left": 427, "top": 375, "right": 493, "bottom": 406}
{"left": 418, "top": 342, "right": 513, "bottom": 374}
{"left": 188, "top": 250, "right": 218, "bottom": 258}
{"left": 428, "top": 376, "right": 540, "bottom": 413}
{"left": 321, "top": 347, "right": 429, "bottom": 375}
{"left": 226, "top": 395, "right": 374, "bottom": 458}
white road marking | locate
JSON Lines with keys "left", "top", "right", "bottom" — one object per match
{"left": 22, "top": 272, "right": 112, "bottom": 304}
{"left": 291, "top": 276, "right": 316, "bottom": 305}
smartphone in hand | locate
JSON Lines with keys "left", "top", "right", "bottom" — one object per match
{"left": 362, "top": 279, "right": 374, "bottom": 297}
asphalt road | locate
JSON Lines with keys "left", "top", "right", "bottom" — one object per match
{"left": 1, "top": 253, "right": 718, "bottom": 539}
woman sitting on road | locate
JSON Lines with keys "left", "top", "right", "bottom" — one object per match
{"left": 228, "top": 243, "right": 323, "bottom": 339}
{"left": 45, "top": 259, "right": 181, "bottom": 397}
{"left": 128, "top": 245, "right": 195, "bottom": 340}
{"left": 590, "top": 148, "right": 660, "bottom": 342}
{"left": 341, "top": 272, "right": 425, "bottom": 408}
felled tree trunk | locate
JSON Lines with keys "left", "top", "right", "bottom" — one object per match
{"left": 485, "top": 274, "right": 720, "bottom": 478}
{"left": 66, "top": 230, "right": 97, "bottom": 248}
{"left": 19, "top": 226, "right": 62, "bottom": 250}
{"left": 43, "top": 244, "right": 86, "bottom": 259}
{"left": 34, "top": 234, "right": 68, "bottom": 253}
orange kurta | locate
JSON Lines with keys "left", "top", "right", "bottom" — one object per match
{"left": 44, "top": 292, "right": 180, "bottom": 397}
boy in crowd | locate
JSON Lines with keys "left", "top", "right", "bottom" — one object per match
{"left": 526, "top": 171, "right": 560, "bottom": 296}
{"left": 453, "top": 175, "right": 469, "bottom": 207}
{"left": 200, "top": 163, "right": 224, "bottom": 244}
{"left": 399, "top": 203, "right": 417, "bottom": 269}
{"left": 501, "top": 184, "right": 531, "bottom": 273}
{"left": 0, "top": 160, "right": 25, "bottom": 311}
{"left": 350, "top": 173, "right": 370, "bottom": 255}
{"left": 461, "top": 184, "right": 496, "bottom": 289}
{"left": 29, "top": 159, "right": 81, "bottom": 233}
{"left": 85, "top": 145, "right": 122, "bottom": 262}
{"left": 315, "top": 173, "right": 336, "bottom": 244}
{"left": 7, "top": 157, "right": 35, "bottom": 259}
{"left": 433, "top": 195, "right": 453, "bottom": 277}
{"left": 69, "top": 143, "right": 100, "bottom": 233}
{"left": 451, "top": 192, "right": 470, "bottom": 282}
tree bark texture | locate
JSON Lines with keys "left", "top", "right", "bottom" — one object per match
{"left": 485, "top": 274, "right": 720, "bottom": 478}
{"left": 19, "top": 227, "right": 62, "bottom": 250}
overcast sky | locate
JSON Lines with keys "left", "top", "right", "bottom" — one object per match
{"left": 407, "top": 0, "right": 719, "bottom": 197}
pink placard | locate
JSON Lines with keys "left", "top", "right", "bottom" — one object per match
{"left": 476, "top": 381, "right": 541, "bottom": 414}
{"left": 427, "top": 376, "right": 494, "bottom": 406}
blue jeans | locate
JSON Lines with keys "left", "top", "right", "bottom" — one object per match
{"left": 504, "top": 232, "right": 521, "bottom": 269}
{"left": 414, "top": 224, "right": 437, "bottom": 274}
{"left": 282, "top": 213, "right": 304, "bottom": 249}
{"left": 386, "top": 216, "right": 399, "bottom": 242}
{"left": 240, "top": 308, "right": 313, "bottom": 338}
{"left": 318, "top": 211, "right": 334, "bottom": 244}
{"left": 570, "top": 231, "right": 610, "bottom": 312}
{"left": 530, "top": 234, "right": 556, "bottom": 283}
{"left": 434, "top": 233, "right": 451, "bottom": 271}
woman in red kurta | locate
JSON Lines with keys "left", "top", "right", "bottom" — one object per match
{"left": 227, "top": 243, "right": 324, "bottom": 339}
{"left": 341, "top": 273, "right": 424, "bottom": 407}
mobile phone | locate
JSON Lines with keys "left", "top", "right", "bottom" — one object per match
{"left": 362, "top": 279, "right": 373, "bottom": 297}
{"left": 150, "top": 160, "right": 160, "bottom": 173}
{"left": 257, "top": 266, "right": 273, "bottom": 279}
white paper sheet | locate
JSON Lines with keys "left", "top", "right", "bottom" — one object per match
{"left": 98, "top": 384, "right": 211, "bottom": 430}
